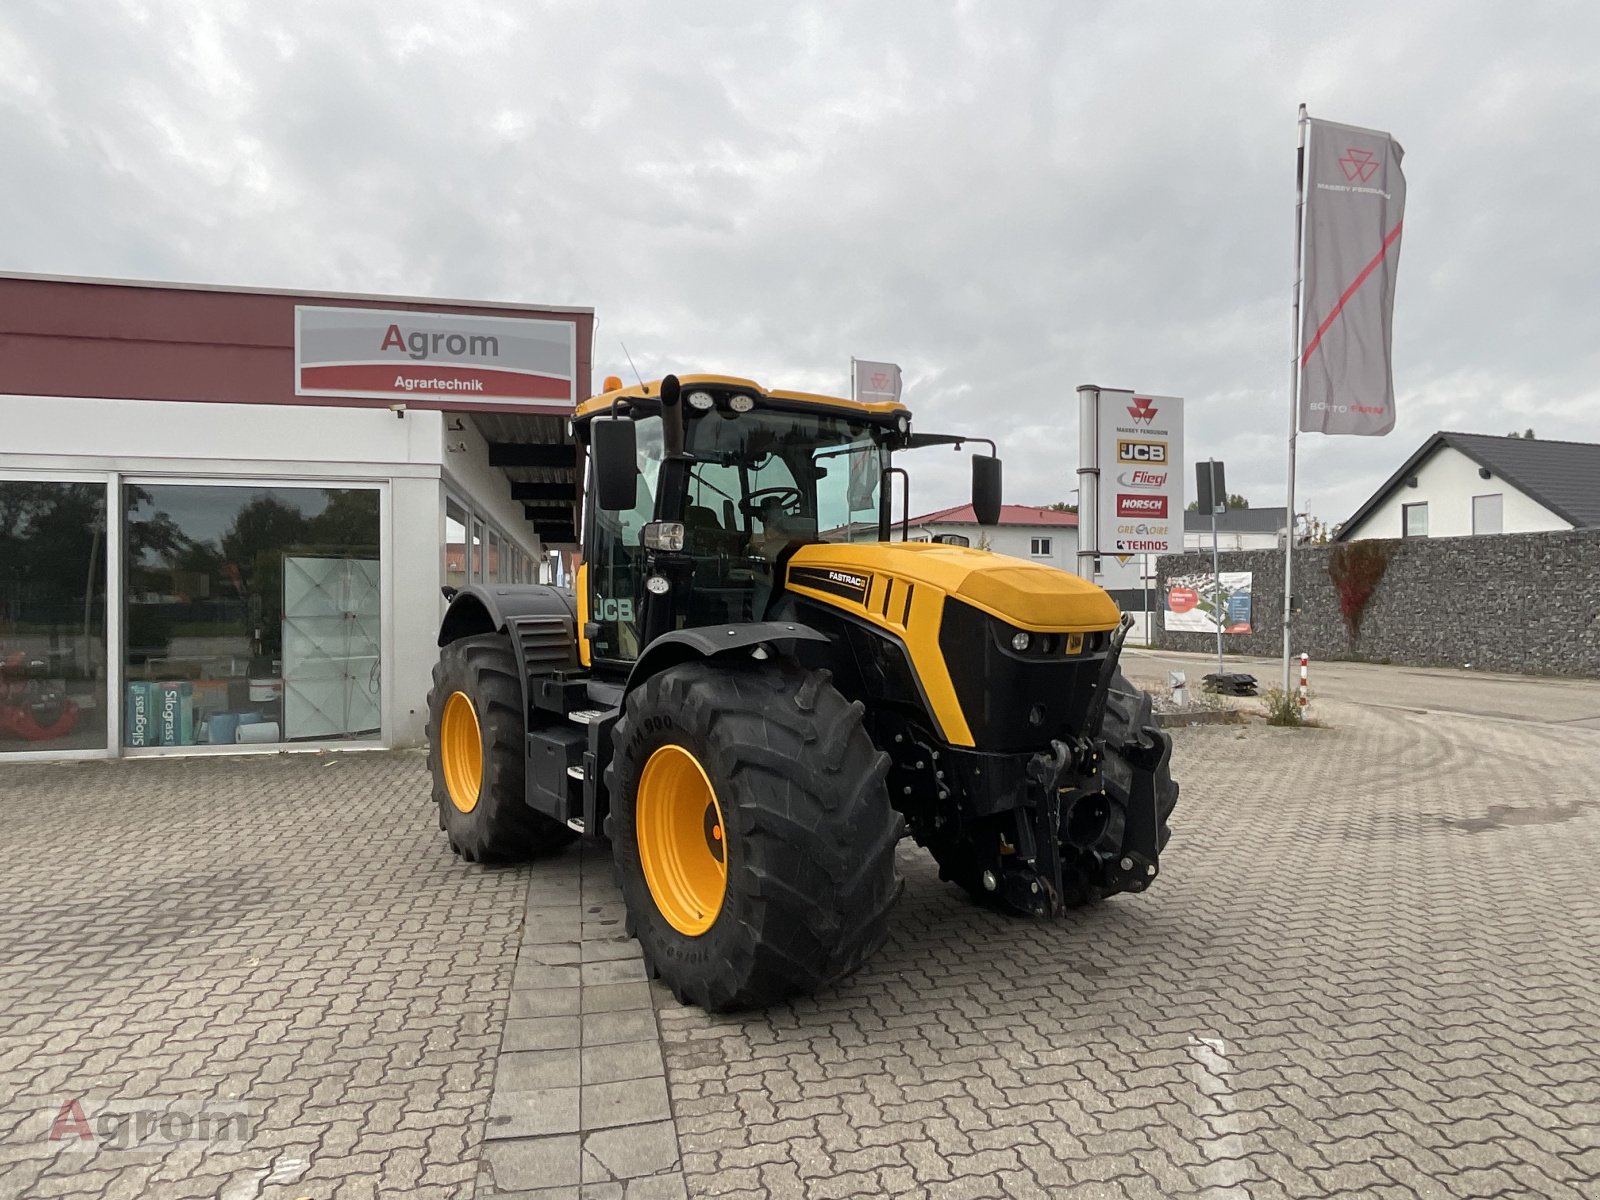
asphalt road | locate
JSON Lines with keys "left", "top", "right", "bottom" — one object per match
{"left": 1124, "top": 648, "right": 1600, "bottom": 730}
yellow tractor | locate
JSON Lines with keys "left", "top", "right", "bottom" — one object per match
{"left": 429, "top": 374, "right": 1176, "bottom": 1010}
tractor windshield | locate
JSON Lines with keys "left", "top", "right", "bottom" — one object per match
{"left": 677, "top": 407, "right": 885, "bottom": 624}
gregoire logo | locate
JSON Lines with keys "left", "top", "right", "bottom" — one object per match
{"left": 1116, "top": 470, "right": 1167, "bottom": 491}
{"left": 1116, "top": 440, "right": 1168, "bottom": 464}
{"left": 1117, "top": 495, "right": 1168, "bottom": 518}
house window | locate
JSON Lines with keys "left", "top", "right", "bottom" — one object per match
{"left": 1472, "top": 494, "right": 1503, "bottom": 535}
{"left": 1402, "top": 502, "right": 1428, "bottom": 538}
{"left": 1030, "top": 536, "right": 1052, "bottom": 557}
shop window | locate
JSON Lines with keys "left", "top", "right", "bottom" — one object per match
{"left": 0, "top": 481, "right": 108, "bottom": 753}
{"left": 123, "top": 484, "right": 380, "bottom": 748}
{"left": 445, "top": 498, "right": 468, "bottom": 592}
{"left": 1031, "top": 537, "right": 1053, "bottom": 557}
{"left": 471, "top": 518, "right": 484, "bottom": 582}
{"left": 487, "top": 528, "right": 504, "bottom": 583}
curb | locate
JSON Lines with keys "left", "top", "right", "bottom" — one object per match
{"left": 1157, "top": 709, "right": 1247, "bottom": 728}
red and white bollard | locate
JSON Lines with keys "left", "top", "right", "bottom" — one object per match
{"left": 1298, "top": 653, "right": 1310, "bottom": 708}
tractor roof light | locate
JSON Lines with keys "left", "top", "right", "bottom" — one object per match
{"left": 728, "top": 394, "right": 755, "bottom": 413}
{"left": 687, "top": 390, "right": 716, "bottom": 411}
{"left": 1010, "top": 631, "right": 1031, "bottom": 652}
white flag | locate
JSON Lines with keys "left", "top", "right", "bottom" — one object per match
{"left": 852, "top": 359, "right": 902, "bottom": 404}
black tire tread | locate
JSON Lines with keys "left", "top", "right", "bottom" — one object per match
{"left": 606, "top": 658, "right": 900, "bottom": 1011}
{"left": 426, "top": 633, "right": 576, "bottom": 862}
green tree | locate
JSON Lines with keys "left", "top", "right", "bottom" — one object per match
{"left": 1048, "top": 501, "right": 1078, "bottom": 513}
{"left": 1186, "top": 493, "right": 1251, "bottom": 512}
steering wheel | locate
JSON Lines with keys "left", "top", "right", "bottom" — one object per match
{"left": 740, "top": 486, "right": 805, "bottom": 517}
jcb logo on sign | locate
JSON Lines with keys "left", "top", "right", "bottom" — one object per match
{"left": 1116, "top": 440, "right": 1168, "bottom": 464}
{"left": 597, "top": 597, "right": 634, "bottom": 621}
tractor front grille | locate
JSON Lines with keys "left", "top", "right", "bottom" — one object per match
{"left": 511, "top": 615, "right": 578, "bottom": 675}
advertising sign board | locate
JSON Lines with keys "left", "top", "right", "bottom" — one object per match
{"left": 1096, "top": 391, "right": 1184, "bottom": 556}
{"left": 295, "top": 306, "right": 577, "bottom": 407}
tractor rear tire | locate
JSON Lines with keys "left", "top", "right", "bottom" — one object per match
{"left": 427, "top": 633, "right": 576, "bottom": 863}
{"left": 606, "top": 658, "right": 900, "bottom": 1011}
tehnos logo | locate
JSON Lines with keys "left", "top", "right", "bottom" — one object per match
{"left": 1126, "top": 397, "right": 1159, "bottom": 424}
{"left": 1117, "top": 495, "right": 1168, "bottom": 518}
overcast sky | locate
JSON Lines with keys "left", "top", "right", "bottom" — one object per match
{"left": 5, "top": 1, "right": 1598, "bottom": 525}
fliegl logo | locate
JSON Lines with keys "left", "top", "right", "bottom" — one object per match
{"left": 1116, "top": 469, "right": 1167, "bottom": 491}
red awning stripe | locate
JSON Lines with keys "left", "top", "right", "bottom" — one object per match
{"left": 1300, "top": 219, "right": 1405, "bottom": 369}
{"left": 300, "top": 363, "right": 572, "bottom": 400}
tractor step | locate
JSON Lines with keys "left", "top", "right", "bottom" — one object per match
{"left": 567, "top": 765, "right": 586, "bottom": 780}
{"left": 565, "top": 817, "right": 586, "bottom": 833}
{"left": 567, "top": 709, "right": 605, "bottom": 725}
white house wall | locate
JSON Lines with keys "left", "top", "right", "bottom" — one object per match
{"left": 1345, "top": 445, "right": 1570, "bottom": 540}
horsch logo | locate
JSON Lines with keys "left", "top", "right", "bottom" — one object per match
{"left": 1117, "top": 495, "right": 1168, "bottom": 518}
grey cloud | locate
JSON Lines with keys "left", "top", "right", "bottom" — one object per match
{"left": 4, "top": 1, "right": 1599, "bottom": 527}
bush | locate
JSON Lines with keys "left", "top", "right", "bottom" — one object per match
{"left": 1326, "top": 540, "right": 1394, "bottom": 642}
{"left": 1262, "top": 687, "right": 1305, "bottom": 727}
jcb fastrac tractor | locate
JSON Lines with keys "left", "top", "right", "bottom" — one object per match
{"left": 429, "top": 374, "right": 1177, "bottom": 1010}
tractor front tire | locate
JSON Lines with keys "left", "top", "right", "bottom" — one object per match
{"left": 427, "top": 633, "right": 576, "bottom": 863}
{"left": 607, "top": 658, "right": 900, "bottom": 1011}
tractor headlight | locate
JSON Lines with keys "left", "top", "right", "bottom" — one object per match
{"left": 642, "top": 521, "right": 685, "bottom": 551}
{"left": 686, "top": 390, "right": 715, "bottom": 412}
{"left": 728, "top": 394, "right": 755, "bottom": 413}
{"left": 1010, "top": 631, "right": 1031, "bottom": 652}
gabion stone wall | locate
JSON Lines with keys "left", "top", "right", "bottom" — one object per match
{"left": 1154, "top": 528, "right": 1600, "bottom": 677}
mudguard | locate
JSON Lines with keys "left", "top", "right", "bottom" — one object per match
{"left": 438, "top": 584, "right": 577, "bottom": 648}
{"left": 625, "top": 621, "right": 829, "bottom": 695}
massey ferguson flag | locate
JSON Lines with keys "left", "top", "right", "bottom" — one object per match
{"left": 853, "top": 359, "right": 902, "bottom": 404}
{"left": 1298, "top": 118, "right": 1406, "bottom": 436}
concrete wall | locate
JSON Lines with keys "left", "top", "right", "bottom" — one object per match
{"left": 1344, "top": 445, "right": 1571, "bottom": 540}
{"left": 1155, "top": 528, "right": 1600, "bottom": 677}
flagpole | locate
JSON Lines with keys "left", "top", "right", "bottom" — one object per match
{"left": 1283, "top": 104, "right": 1309, "bottom": 697}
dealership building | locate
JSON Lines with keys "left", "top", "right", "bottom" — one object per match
{"left": 0, "top": 273, "right": 590, "bottom": 762}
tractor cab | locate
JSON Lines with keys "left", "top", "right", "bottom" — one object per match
{"left": 575, "top": 373, "right": 1003, "bottom": 667}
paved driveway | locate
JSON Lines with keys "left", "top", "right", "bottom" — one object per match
{"left": 2, "top": 674, "right": 1598, "bottom": 1199}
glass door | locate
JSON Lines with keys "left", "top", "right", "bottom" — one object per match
{"left": 0, "top": 477, "right": 111, "bottom": 756}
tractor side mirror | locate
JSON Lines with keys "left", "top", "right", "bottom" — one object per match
{"left": 972, "top": 454, "right": 1002, "bottom": 526}
{"left": 591, "top": 418, "right": 639, "bottom": 511}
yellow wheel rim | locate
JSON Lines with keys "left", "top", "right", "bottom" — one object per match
{"left": 636, "top": 744, "right": 728, "bottom": 937}
{"left": 441, "top": 691, "right": 483, "bottom": 813}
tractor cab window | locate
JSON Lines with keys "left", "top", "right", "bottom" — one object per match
{"left": 589, "top": 416, "right": 662, "bottom": 660}
{"left": 677, "top": 408, "right": 885, "bottom": 625}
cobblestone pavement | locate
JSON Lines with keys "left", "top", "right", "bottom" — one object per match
{"left": 656, "top": 697, "right": 1600, "bottom": 1199}
{"left": 0, "top": 752, "right": 525, "bottom": 1200}
{"left": 4, "top": 684, "right": 1599, "bottom": 1200}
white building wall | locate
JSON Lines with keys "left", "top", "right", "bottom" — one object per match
{"left": 1344, "top": 445, "right": 1570, "bottom": 540}
{"left": 1183, "top": 529, "right": 1280, "bottom": 551}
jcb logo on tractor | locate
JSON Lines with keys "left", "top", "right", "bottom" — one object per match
{"left": 597, "top": 597, "right": 634, "bottom": 621}
{"left": 1116, "top": 439, "right": 1168, "bottom": 464}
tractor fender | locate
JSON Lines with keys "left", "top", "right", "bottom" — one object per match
{"left": 438, "top": 584, "right": 577, "bottom": 648}
{"left": 624, "top": 621, "right": 830, "bottom": 696}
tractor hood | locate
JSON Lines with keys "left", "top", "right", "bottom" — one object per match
{"left": 785, "top": 542, "right": 1121, "bottom": 633}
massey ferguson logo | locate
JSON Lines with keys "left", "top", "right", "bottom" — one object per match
{"left": 1116, "top": 469, "right": 1167, "bottom": 491}
{"left": 1117, "top": 495, "right": 1168, "bottom": 518}
{"left": 1339, "top": 147, "right": 1379, "bottom": 183}
{"left": 1126, "top": 396, "right": 1159, "bottom": 424}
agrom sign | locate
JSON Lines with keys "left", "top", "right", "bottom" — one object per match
{"left": 295, "top": 306, "right": 577, "bottom": 407}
